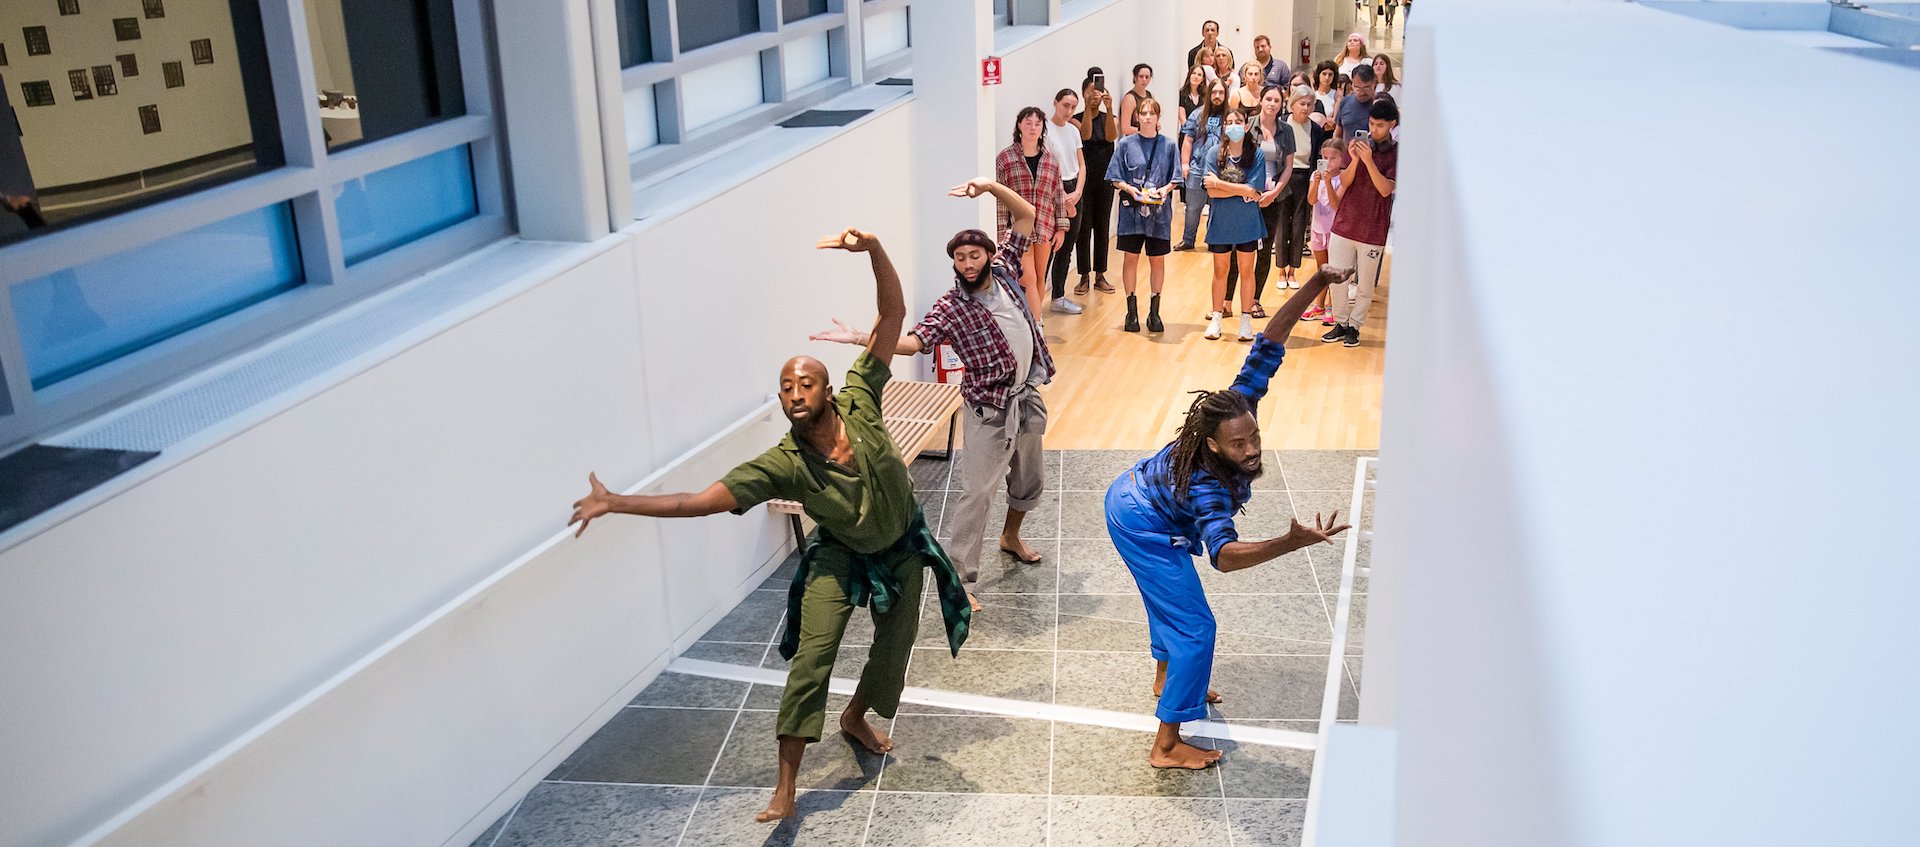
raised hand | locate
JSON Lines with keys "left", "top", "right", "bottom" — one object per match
{"left": 569, "top": 472, "right": 614, "bottom": 538}
{"left": 817, "top": 227, "right": 879, "bottom": 253}
{"left": 1287, "top": 511, "right": 1351, "bottom": 546}
{"left": 809, "top": 318, "right": 867, "bottom": 346}
{"left": 948, "top": 177, "right": 995, "bottom": 198}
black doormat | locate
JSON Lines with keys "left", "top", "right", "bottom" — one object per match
{"left": 0, "top": 444, "right": 159, "bottom": 534}
{"left": 878, "top": 77, "right": 912, "bottom": 86}
{"left": 778, "top": 109, "right": 872, "bottom": 128}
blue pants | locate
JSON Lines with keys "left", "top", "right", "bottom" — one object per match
{"left": 1179, "top": 172, "right": 1209, "bottom": 247}
{"left": 1105, "top": 474, "right": 1216, "bottom": 725}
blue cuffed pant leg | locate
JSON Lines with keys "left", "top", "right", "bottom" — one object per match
{"left": 1106, "top": 477, "right": 1217, "bottom": 725}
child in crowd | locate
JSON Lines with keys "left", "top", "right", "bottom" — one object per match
{"left": 1304, "top": 137, "right": 1349, "bottom": 325}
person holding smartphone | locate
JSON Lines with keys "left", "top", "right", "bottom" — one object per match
{"left": 1067, "top": 72, "right": 1121, "bottom": 296}
{"left": 1323, "top": 98, "right": 1399, "bottom": 347}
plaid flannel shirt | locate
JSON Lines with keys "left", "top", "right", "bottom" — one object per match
{"left": 909, "top": 228, "right": 1056, "bottom": 411}
{"left": 994, "top": 144, "right": 1067, "bottom": 244}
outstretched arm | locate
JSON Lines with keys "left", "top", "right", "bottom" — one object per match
{"left": 816, "top": 228, "right": 905, "bottom": 364}
{"left": 1261, "top": 265, "right": 1353, "bottom": 342}
{"left": 950, "top": 177, "right": 1034, "bottom": 238}
{"left": 1215, "top": 512, "right": 1350, "bottom": 572}
{"left": 569, "top": 474, "right": 738, "bottom": 537}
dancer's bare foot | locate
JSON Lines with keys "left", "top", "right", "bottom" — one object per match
{"left": 999, "top": 534, "right": 1043, "bottom": 563}
{"left": 1149, "top": 740, "right": 1224, "bottom": 770}
{"left": 839, "top": 708, "right": 894, "bottom": 754}
{"left": 755, "top": 791, "right": 797, "bottom": 822}
{"left": 967, "top": 590, "right": 983, "bottom": 612}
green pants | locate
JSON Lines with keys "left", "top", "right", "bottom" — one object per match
{"left": 776, "top": 546, "right": 925, "bottom": 741}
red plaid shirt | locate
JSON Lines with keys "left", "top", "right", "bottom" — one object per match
{"left": 909, "top": 229, "right": 1056, "bottom": 411}
{"left": 994, "top": 144, "right": 1067, "bottom": 244}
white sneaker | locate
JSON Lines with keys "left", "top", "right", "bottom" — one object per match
{"left": 1238, "top": 314, "right": 1255, "bottom": 341}
{"left": 1288, "top": 278, "right": 1301, "bottom": 289}
{"left": 1204, "top": 312, "right": 1222, "bottom": 340}
{"left": 1049, "top": 297, "right": 1084, "bottom": 315}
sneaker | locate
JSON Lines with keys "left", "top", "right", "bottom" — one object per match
{"left": 1343, "top": 325, "right": 1361, "bottom": 347}
{"left": 1289, "top": 278, "right": 1301, "bottom": 289}
{"left": 1174, "top": 242, "right": 1196, "bottom": 252}
{"left": 1050, "top": 298, "right": 1084, "bottom": 315}
{"left": 1205, "top": 312, "right": 1223, "bottom": 340}
{"left": 1321, "top": 325, "right": 1347, "bottom": 343}
{"left": 1300, "top": 306, "right": 1322, "bottom": 321}
{"left": 1322, "top": 314, "right": 1338, "bottom": 326}
{"left": 1238, "top": 314, "right": 1255, "bottom": 342}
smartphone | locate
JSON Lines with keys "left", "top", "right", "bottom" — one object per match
{"left": 1093, "top": 72, "right": 1106, "bottom": 90}
{"left": 1354, "top": 130, "right": 1371, "bottom": 147}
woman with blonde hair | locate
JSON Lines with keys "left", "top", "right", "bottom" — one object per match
{"left": 1336, "top": 32, "right": 1370, "bottom": 76}
{"left": 1234, "top": 61, "right": 1265, "bottom": 114}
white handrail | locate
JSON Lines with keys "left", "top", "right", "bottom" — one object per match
{"left": 1302, "top": 454, "right": 1376, "bottom": 846}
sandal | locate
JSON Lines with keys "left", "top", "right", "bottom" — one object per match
{"left": 1248, "top": 303, "right": 1267, "bottom": 319}
{"left": 1093, "top": 273, "right": 1116, "bottom": 293}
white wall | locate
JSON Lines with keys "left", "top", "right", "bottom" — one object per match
{"left": 992, "top": 0, "right": 1171, "bottom": 146}
{"left": 1352, "top": 1, "right": 1920, "bottom": 846}
{"left": 0, "top": 3, "right": 254, "bottom": 186}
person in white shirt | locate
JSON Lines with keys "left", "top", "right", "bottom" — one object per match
{"left": 1336, "top": 32, "right": 1370, "bottom": 76}
{"left": 1373, "top": 54, "right": 1402, "bottom": 103}
{"left": 1045, "top": 88, "right": 1088, "bottom": 315}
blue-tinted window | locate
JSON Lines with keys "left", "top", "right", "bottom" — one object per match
{"left": 616, "top": 0, "right": 654, "bottom": 67}
{"left": 678, "top": 0, "right": 759, "bottom": 52}
{"left": 782, "top": 0, "right": 827, "bottom": 24}
{"left": 11, "top": 204, "right": 303, "bottom": 387}
{"left": 335, "top": 144, "right": 476, "bottom": 265}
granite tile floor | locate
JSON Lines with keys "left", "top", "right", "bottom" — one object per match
{"left": 473, "top": 450, "right": 1371, "bottom": 847}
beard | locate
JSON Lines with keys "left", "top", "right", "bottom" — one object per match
{"left": 1205, "top": 450, "right": 1264, "bottom": 488}
{"left": 955, "top": 265, "right": 992, "bottom": 292}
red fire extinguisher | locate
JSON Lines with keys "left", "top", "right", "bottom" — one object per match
{"left": 1299, "top": 37, "right": 1312, "bottom": 67}
{"left": 933, "top": 342, "right": 964, "bottom": 384}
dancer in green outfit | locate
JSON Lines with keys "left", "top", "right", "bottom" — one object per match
{"left": 569, "top": 228, "right": 971, "bottom": 823}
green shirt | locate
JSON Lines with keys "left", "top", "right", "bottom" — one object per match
{"left": 720, "top": 352, "right": 917, "bottom": 554}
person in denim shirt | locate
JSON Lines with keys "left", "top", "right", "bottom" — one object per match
{"left": 1176, "top": 79, "right": 1229, "bottom": 250}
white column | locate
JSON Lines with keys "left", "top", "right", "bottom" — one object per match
{"left": 493, "top": 1, "right": 611, "bottom": 242}
{"left": 907, "top": 0, "right": 997, "bottom": 376}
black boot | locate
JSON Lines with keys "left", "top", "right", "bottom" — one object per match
{"left": 1147, "top": 295, "right": 1165, "bottom": 332}
{"left": 1124, "top": 295, "right": 1141, "bottom": 332}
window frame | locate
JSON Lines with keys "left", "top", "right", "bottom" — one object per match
{"left": 619, "top": 0, "right": 911, "bottom": 178}
{"left": 0, "top": 0, "right": 512, "bottom": 453}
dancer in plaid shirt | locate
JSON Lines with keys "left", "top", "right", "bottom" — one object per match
{"left": 814, "top": 176, "right": 1051, "bottom": 610}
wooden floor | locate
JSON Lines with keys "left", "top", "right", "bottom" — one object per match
{"left": 1029, "top": 212, "right": 1389, "bottom": 451}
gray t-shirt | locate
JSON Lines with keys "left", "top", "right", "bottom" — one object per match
{"left": 1338, "top": 94, "right": 1374, "bottom": 139}
{"left": 979, "top": 280, "right": 1037, "bottom": 385}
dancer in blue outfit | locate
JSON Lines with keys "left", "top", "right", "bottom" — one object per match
{"left": 1105, "top": 264, "right": 1355, "bottom": 769}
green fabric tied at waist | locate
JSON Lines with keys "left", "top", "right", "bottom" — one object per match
{"left": 778, "top": 505, "right": 972, "bottom": 661}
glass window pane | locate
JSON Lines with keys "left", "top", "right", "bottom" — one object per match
{"left": 614, "top": 0, "right": 653, "bottom": 67}
{"left": 864, "top": 8, "right": 909, "bottom": 59}
{"left": 625, "top": 84, "right": 658, "bottom": 154}
{"left": 783, "top": 31, "right": 830, "bottom": 94}
{"left": 681, "top": 53, "right": 764, "bottom": 132}
{"left": 335, "top": 145, "right": 477, "bottom": 265}
{"left": 304, "top": 0, "right": 466, "bottom": 152}
{"left": 10, "top": 203, "right": 303, "bottom": 388}
{"left": 0, "top": 4, "right": 281, "bottom": 244}
{"left": 677, "top": 0, "right": 759, "bottom": 52}
{"left": 782, "top": 0, "right": 828, "bottom": 24}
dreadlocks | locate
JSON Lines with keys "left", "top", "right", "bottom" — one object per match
{"left": 1166, "top": 389, "right": 1256, "bottom": 506}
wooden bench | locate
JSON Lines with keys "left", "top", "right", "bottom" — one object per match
{"left": 766, "top": 379, "right": 964, "bottom": 549}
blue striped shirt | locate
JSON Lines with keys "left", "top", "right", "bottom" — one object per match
{"left": 1126, "top": 335, "right": 1287, "bottom": 566}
